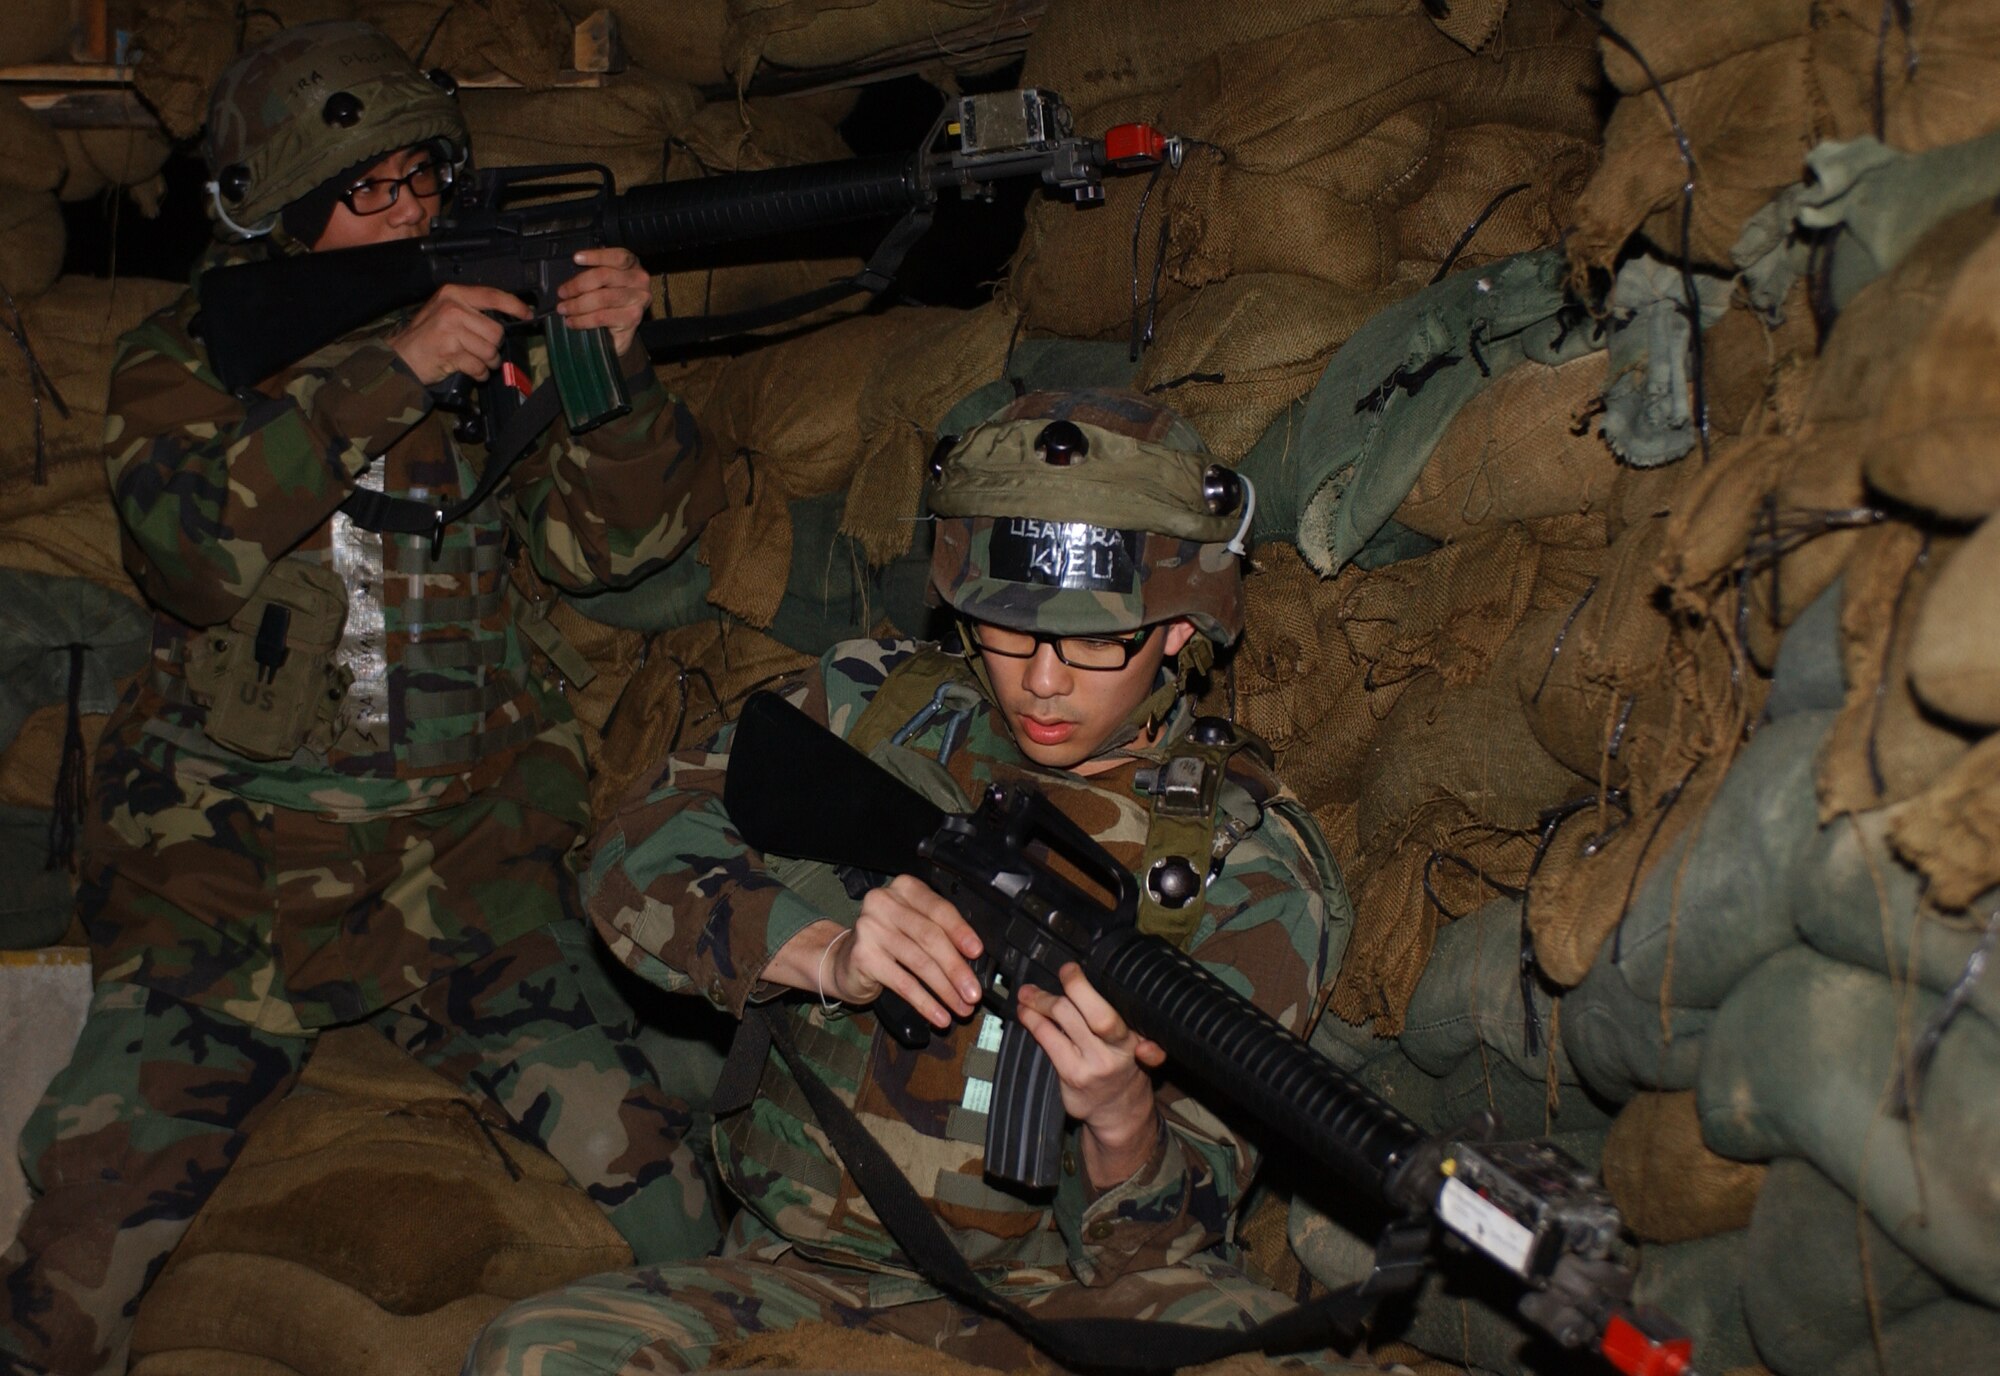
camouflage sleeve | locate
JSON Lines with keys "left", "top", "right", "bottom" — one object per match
{"left": 583, "top": 676, "right": 830, "bottom": 1013}
{"left": 103, "top": 296, "right": 434, "bottom": 627}
{"left": 1054, "top": 812, "right": 1333, "bottom": 1287}
{"left": 506, "top": 346, "right": 724, "bottom": 593}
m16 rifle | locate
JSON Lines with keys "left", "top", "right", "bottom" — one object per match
{"left": 196, "top": 88, "right": 1173, "bottom": 436}
{"left": 723, "top": 690, "right": 1702, "bottom": 1376}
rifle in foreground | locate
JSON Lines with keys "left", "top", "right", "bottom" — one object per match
{"left": 723, "top": 690, "right": 1702, "bottom": 1376}
{"left": 196, "top": 88, "right": 1173, "bottom": 433}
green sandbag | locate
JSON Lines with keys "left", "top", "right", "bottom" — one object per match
{"left": 1764, "top": 578, "right": 1845, "bottom": 719}
{"left": 1828, "top": 1296, "right": 2000, "bottom": 1376}
{"left": 564, "top": 493, "right": 938, "bottom": 653}
{"left": 1698, "top": 946, "right": 2000, "bottom": 1307}
{"left": 1630, "top": 1232, "right": 1758, "bottom": 1375}
{"left": 1235, "top": 248, "right": 1602, "bottom": 575}
{"left": 934, "top": 337, "right": 1139, "bottom": 439}
{"left": 1563, "top": 958, "right": 1713, "bottom": 1104}
{"left": 1400, "top": 899, "right": 1582, "bottom": 1090}
{"left": 1742, "top": 1158, "right": 1947, "bottom": 1376}
{"left": 1598, "top": 709, "right": 1835, "bottom": 1011}
{"left": 0, "top": 568, "right": 150, "bottom": 748}
{"left": 1793, "top": 809, "right": 1999, "bottom": 1026}
{"left": 0, "top": 804, "right": 73, "bottom": 949}
{"left": 1598, "top": 257, "right": 1730, "bottom": 467}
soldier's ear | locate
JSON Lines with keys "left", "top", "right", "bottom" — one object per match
{"left": 1162, "top": 620, "right": 1196, "bottom": 656}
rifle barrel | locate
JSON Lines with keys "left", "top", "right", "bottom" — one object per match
{"left": 610, "top": 154, "right": 927, "bottom": 255}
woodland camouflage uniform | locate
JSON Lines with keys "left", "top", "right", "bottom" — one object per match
{"left": 467, "top": 393, "right": 1374, "bottom": 1376}
{"left": 0, "top": 24, "right": 725, "bottom": 1376}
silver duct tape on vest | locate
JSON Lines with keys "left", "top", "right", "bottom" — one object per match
{"left": 329, "top": 474, "right": 389, "bottom": 747}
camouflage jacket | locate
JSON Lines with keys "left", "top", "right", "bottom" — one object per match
{"left": 587, "top": 639, "right": 1347, "bottom": 1300}
{"left": 103, "top": 269, "right": 721, "bottom": 817}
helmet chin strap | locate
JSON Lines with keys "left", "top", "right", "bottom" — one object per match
{"left": 205, "top": 180, "right": 275, "bottom": 239}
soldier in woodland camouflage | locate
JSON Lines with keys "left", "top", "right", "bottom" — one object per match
{"left": 468, "top": 391, "right": 1376, "bottom": 1375}
{"left": 0, "top": 23, "right": 725, "bottom": 1376}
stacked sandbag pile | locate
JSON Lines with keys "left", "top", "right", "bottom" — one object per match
{"left": 1276, "top": 5, "right": 2000, "bottom": 1373}
{"left": 1005, "top": 0, "right": 1603, "bottom": 462}
{"left": 0, "top": 101, "right": 70, "bottom": 305}
{"left": 722, "top": 0, "right": 1030, "bottom": 86}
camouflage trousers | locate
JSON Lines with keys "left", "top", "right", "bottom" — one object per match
{"left": 463, "top": 1240, "right": 1386, "bottom": 1376}
{"left": 0, "top": 921, "right": 725, "bottom": 1376}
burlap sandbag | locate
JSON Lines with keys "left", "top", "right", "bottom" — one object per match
{"left": 461, "top": 69, "right": 702, "bottom": 189}
{"left": 843, "top": 302, "right": 1017, "bottom": 564}
{"left": 695, "top": 309, "right": 946, "bottom": 627}
{"left": 357, "top": 0, "right": 573, "bottom": 88}
{"left": 130, "top": 0, "right": 360, "bottom": 140}
{"left": 1593, "top": 0, "right": 1813, "bottom": 94}
{"left": 1886, "top": 732, "right": 2000, "bottom": 912}
{"left": 1394, "top": 123, "right": 1597, "bottom": 271}
{"left": 0, "top": 102, "right": 67, "bottom": 195}
{"left": 725, "top": 0, "right": 1014, "bottom": 77}
{"left": 1131, "top": 273, "right": 1394, "bottom": 462}
{"left": 1818, "top": 522, "right": 1977, "bottom": 818}
{"left": 54, "top": 126, "right": 174, "bottom": 203}
{"left": 2, "top": 276, "right": 186, "bottom": 488}
{"left": 1602, "top": 1091, "right": 1765, "bottom": 1244}
{"left": 1222, "top": 542, "right": 1360, "bottom": 759}
{"left": 1906, "top": 513, "right": 2000, "bottom": 727}
{"left": 1865, "top": 212, "right": 2000, "bottom": 522}
{"left": 128, "top": 1029, "right": 631, "bottom": 1376}
{"left": 589, "top": 618, "right": 815, "bottom": 817}
{"left": 1394, "top": 351, "right": 1617, "bottom": 540}
{"left": 1571, "top": 0, "right": 2000, "bottom": 276}
{"left": 0, "top": 190, "right": 65, "bottom": 303}
{"left": 0, "top": 466, "right": 134, "bottom": 597}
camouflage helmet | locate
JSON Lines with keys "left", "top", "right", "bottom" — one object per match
{"left": 928, "top": 390, "right": 1250, "bottom": 645}
{"left": 202, "top": 21, "right": 466, "bottom": 234}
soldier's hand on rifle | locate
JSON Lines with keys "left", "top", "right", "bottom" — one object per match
{"left": 1016, "top": 962, "right": 1166, "bottom": 1189}
{"left": 818, "top": 875, "right": 984, "bottom": 1028}
{"left": 558, "top": 247, "right": 651, "bottom": 360}
{"left": 389, "top": 283, "right": 532, "bottom": 384}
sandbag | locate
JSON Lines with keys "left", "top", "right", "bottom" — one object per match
{"left": 1887, "top": 735, "right": 2000, "bottom": 914}
{"left": 1131, "top": 273, "right": 1393, "bottom": 462}
{"left": 0, "top": 566, "right": 146, "bottom": 758}
{"left": 0, "top": 465, "right": 137, "bottom": 598}
{"left": 356, "top": 0, "right": 573, "bottom": 88}
{"left": 1827, "top": 1297, "right": 2000, "bottom": 1376}
{"left": 128, "top": 1029, "right": 630, "bottom": 1376}
{"left": 1866, "top": 211, "right": 2000, "bottom": 522}
{"left": 0, "top": 706, "right": 110, "bottom": 813}
{"left": 1601, "top": 1091, "right": 1764, "bottom": 1244}
{"left": 1907, "top": 515, "right": 2000, "bottom": 726}
{"left": 1563, "top": 954, "right": 1714, "bottom": 1104}
{"left": 130, "top": 0, "right": 361, "bottom": 140}
{"left": 935, "top": 337, "right": 1139, "bottom": 439}
{"left": 1393, "top": 123, "right": 1596, "bottom": 271}
{"left": 54, "top": 127, "right": 174, "bottom": 203}
{"left": 589, "top": 618, "right": 815, "bottom": 817}
{"left": 1741, "top": 1157, "right": 1949, "bottom": 1376}
{"left": 1697, "top": 945, "right": 2000, "bottom": 1307}
{"left": 1764, "top": 578, "right": 1845, "bottom": 719}
{"left": 1798, "top": 808, "right": 1999, "bottom": 1027}
{"left": 461, "top": 69, "right": 702, "bottom": 190}
{"left": 2, "top": 276, "right": 187, "bottom": 490}
{"left": 0, "top": 102, "right": 67, "bottom": 194}
{"left": 0, "top": 191, "right": 65, "bottom": 302}
{"left": 724, "top": 0, "right": 1012, "bottom": 77}
{"left": 1394, "top": 352, "right": 1618, "bottom": 541}
{"left": 1584, "top": 709, "right": 1834, "bottom": 1012}
{"left": 1818, "top": 522, "right": 1978, "bottom": 818}
{"left": 843, "top": 302, "right": 1017, "bottom": 564}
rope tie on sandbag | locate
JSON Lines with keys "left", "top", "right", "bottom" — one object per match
{"left": 1892, "top": 905, "right": 1999, "bottom": 1118}
{"left": 0, "top": 285, "right": 75, "bottom": 486}
{"left": 1427, "top": 181, "right": 1531, "bottom": 286}
{"left": 1516, "top": 789, "right": 1632, "bottom": 1057}
{"left": 1873, "top": 0, "right": 1919, "bottom": 141}
{"left": 1574, "top": 4, "right": 1710, "bottom": 462}
{"left": 46, "top": 643, "right": 88, "bottom": 871}
{"left": 1530, "top": 578, "right": 1599, "bottom": 704}
{"left": 1126, "top": 137, "right": 1218, "bottom": 362}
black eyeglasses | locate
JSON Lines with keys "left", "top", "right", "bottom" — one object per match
{"left": 962, "top": 619, "right": 1155, "bottom": 671}
{"left": 339, "top": 160, "right": 453, "bottom": 216}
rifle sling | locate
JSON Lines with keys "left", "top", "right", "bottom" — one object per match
{"left": 639, "top": 205, "right": 935, "bottom": 353}
{"left": 337, "top": 379, "right": 563, "bottom": 552}
{"left": 741, "top": 1004, "right": 1411, "bottom": 1372}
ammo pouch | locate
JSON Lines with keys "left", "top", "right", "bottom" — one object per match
{"left": 183, "top": 559, "right": 353, "bottom": 761}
